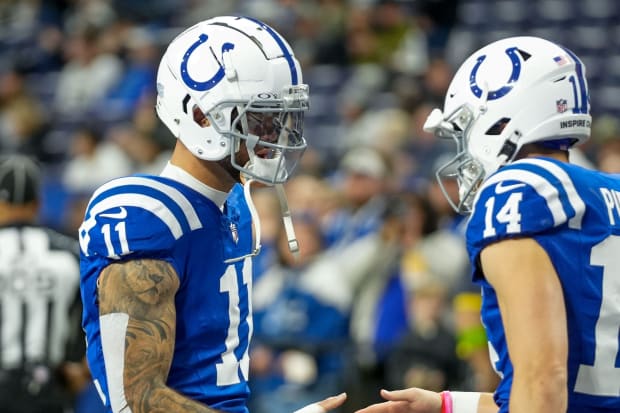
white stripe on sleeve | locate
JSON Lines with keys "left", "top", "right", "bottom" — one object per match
{"left": 517, "top": 159, "right": 585, "bottom": 229}
{"left": 100, "top": 312, "right": 132, "bottom": 413}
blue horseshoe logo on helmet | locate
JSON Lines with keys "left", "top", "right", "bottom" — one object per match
{"left": 181, "top": 34, "right": 235, "bottom": 91}
{"left": 470, "top": 47, "right": 521, "bottom": 100}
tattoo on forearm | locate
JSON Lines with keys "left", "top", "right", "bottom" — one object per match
{"left": 99, "top": 260, "right": 221, "bottom": 413}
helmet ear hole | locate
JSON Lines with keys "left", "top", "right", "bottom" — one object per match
{"left": 192, "top": 106, "right": 210, "bottom": 127}
{"left": 497, "top": 139, "right": 518, "bottom": 159}
{"left": 485, "top": 118, "right": 511, "bottom": 135}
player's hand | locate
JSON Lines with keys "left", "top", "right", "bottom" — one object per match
{"left": 355, "top": 388, "right": 442, "bottom": 413}
{"left": 317, "top": 392, "right": 348, "bottom": 411}
{"left": 294, "top": 393, "right": 347, "bottom": 413}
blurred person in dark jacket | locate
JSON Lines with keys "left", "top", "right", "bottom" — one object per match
{"left": 385, "top": 278, "right": 466, "bottom": 392}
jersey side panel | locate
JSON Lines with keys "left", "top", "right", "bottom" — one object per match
{"left": 166, "top": 183, "right": 254, "bottom": 413}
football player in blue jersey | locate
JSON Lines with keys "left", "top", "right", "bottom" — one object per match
{"left": 78, "top": 16, "right": 346, "bottom": 413}
{"left": 355, "top": 37, "right": 620, "bottom": 413}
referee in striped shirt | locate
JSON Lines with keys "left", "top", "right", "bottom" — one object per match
{"left": 0, "top": 155, "right": 83, "bottom": 413}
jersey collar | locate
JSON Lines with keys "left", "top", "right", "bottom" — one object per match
{"left": 160, "top": 162, "right": 228, "bottom": 209}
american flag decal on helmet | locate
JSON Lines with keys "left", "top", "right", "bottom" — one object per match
{"left": 553, "top": 55, "right": 570, "bottom": 66}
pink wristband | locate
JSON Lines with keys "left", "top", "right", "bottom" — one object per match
{"left": 441, "top": 391, "right": 453, "bottom": 413}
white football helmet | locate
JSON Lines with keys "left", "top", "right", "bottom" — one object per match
{"left": 424, "top": 36, "right": 591, "bottom": 213}
{"left": 156, "top": 16, "right": 309, "bottom": 185}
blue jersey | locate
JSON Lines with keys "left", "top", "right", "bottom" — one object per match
{"left": 79, "top": 166, "right": 254, "bottom": 413}
{"left": 466, "top": 157, "right": 620, "bottom": 413}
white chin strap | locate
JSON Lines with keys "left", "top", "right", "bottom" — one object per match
{"left": 275, "top": 182, "right": 300, "bottom": 257}
{"left": 242, "top": 133, "right": 299, "bottom": 258}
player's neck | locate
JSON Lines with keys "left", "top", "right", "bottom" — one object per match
{"left": 169, "top": 141, "right": 237, "bottom": 192}
{"left": 518, "top": 144, "right": 569, "bottom": 163}
{"left": 526, "top": 152, "right": 569, "bottom": 162}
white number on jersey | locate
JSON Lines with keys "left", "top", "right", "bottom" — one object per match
{"left": 215, "top": 258, "right": 252, "bottom": 386}
{"left": 483, "top": 193, "right": 523, "bottom": 238}
{"left": 574, "top": 235, "right": 620, "bottom": 396}
{"left": 101, "top": 222, "right": 131, "bottom": 259}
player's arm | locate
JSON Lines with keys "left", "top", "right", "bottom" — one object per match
{"left": 480, "top": 238, "right": 568, "bottom": 413}
{"left": 354, "top": 388, "right": 497, "bottom": 413}
{"left": 99, "top": 259, "right": 348, "bottom": 413}
{"left": 98, "top": 258, "right": 221, "bottom": 413}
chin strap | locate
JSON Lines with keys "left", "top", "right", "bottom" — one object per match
{"left": 245, "top": 179, "right": 262, "bottom": 256}
{"left": 275, "top": 182, "right": 300, "bottom": 259}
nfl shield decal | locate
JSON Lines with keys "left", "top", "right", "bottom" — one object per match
{"left": 556, "top": 98, "right": 568, "bottom": 113}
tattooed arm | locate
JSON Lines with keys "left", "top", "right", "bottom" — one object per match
{"left": 97, "top": 259, "right": 222, "bottom": 413}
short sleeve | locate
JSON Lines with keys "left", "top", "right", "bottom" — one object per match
{"left": 466, "top": 158, "right": 586, "bottom": 280}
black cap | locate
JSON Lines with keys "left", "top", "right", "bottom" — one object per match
{"left": 0, "top": 155, "right": 40, "bottom": 205}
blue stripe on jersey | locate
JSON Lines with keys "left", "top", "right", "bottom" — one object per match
{"left": 501, "top": 162, "right": 576, "bottom": 220}
{"left": 79, "top": 192, "right": 187, "bottom": 256}
{"left": 477, "top": 167, "right": 568, "bottom": 227}
{"left": 89, "top": 185, "right": 194, "bottom": 235}
{"left": 86, "top": 176, "right": 203, "bottom": 233}
{"left": 241, "top": 16, "right": 298, "bottom": 85}
{"left": 478, "top": 159, "right": 584, "bottom": 229}
{"left": 506, "top": 159, "right": 585, "bottom": 229}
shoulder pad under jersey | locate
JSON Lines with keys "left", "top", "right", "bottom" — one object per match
{"left": 78, "top": 175, "right": 205, "bottom": 259}
{"left": 467, "top": 157, "right": 586, "bottom": 252}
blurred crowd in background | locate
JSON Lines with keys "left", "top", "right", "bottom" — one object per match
{"left": 1, "top": 0, "right": 619, "bottom": 412}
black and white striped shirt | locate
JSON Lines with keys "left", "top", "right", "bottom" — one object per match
{"left": 0, "top": 224, "right": 80, "bottom": 370}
